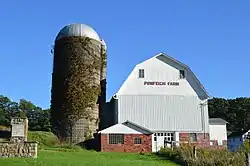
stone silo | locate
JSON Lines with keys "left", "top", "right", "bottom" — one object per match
{"left": 51, "top": 23, "right": 107, "bottom": 143}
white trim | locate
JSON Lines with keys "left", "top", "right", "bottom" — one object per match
{"left": 98, "top": 124, "right": 142, "bottom": 134}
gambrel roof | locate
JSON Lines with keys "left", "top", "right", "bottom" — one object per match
{"left": 114, "top": 52, "right": 210, "bottom": 99}
{"left": 153, "top": 53, "right": 210, "bottom": 98}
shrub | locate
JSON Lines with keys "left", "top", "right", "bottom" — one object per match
{"left": 240, "top": 140, "right": 250, "bottom": 152}
{"left": 28, "top": 131, "right": 84, "bottom": 151}
{"left": 28, "top": 131, "right": 60, "bottom": 148}
{"left": 158, "top": 145, "right": 245, "bottom": 166}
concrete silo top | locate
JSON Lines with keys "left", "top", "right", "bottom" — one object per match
{"left": 55, "top": 23, "right": 101, "bottom": 41}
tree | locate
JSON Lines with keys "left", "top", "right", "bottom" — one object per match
{"left": 208, "top": 97, "right": 250, "bottom": 132}
{"left": 0, "top": 95, "right": 19, "bottom": 125}
{"left": 38, "top": 109, "right": 51, "bottom": 131}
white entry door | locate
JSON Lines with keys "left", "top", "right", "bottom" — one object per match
{"left": 152, "top": 132, "right": 174, "bottom": 152}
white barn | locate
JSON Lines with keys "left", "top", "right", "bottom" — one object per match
{"left": 102, "top": 53, "right": 212, "bottom": 152}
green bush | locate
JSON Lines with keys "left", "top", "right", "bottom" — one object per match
{"left": 28, "top": 131, "right": 84, "bottom": 151}
{"left": 158, "top": 145, "right": 245, "bottom": 166}
{"left": 240, "top": 140, "right": 250, "bottom": 152}
{"left": 28, "top": 131, "right": 59, "bottom": 148}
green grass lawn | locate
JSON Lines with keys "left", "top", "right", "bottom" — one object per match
{"left": 0, "top": 131, "right": 178, "bottom": 166}
{"left": 0, "top": 149, "right": 178, "bottom": 166}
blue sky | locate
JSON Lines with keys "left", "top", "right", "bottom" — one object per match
{"left": 0, "top": 1, "right": 249, "bottom": 109}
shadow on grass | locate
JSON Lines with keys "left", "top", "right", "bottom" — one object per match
{"left": 152, "top": 152, "right": 185, "bottom": 165}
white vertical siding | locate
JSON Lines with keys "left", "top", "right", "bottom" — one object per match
{"left": 209, "top": 124, "right": 227, "bottom": 144}
{"left": 118, "top": 95, "right": 209, "bottom": 132}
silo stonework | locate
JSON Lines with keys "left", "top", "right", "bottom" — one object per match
{"left": 99, "top": 40, "right": 107, "bottom": 130}
{"left": 51, "top": 24, "right": 106, "bottom": 143}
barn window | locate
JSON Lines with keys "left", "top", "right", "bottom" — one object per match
{"left": 134, "top": 138, "right": 142, "bottom": 144}
{"left": 109, "top": 134, "right": 124, "bottom": 144}
{"left": 189, "top": 133, "right": 197, "bottom": 142}
{"left": 139, "top": 69, "right": 144, "bottom": 78}
{"left": 179, "top": 70, "right": 185, "bottom": 79}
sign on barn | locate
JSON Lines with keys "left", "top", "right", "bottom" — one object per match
{"left": 144, "top": 81, "right": 179, "bottom": 86}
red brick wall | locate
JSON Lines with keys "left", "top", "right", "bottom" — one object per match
{"left": 210, "top": 140, "right": 227, "bottom": 149}
{"left": 100, "top": 134, "right": 152, "bottom": 153}
{"left": 179, "top": 133, "right": 227, "bottom": 149}
{"left": 179, "top": 133, "right": 210, "bottom": 147}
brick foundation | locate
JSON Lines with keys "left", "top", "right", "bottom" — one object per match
{"left": 210, "top": 140, "right": 227, "bottom": 149}
{"left": 100, "top": 134, "right": 152, "bottom": 153}
{"left": 179, "top": 133, "right": 210, "bottom": 147}
{"left": 179, "top": 133, "right": 227, "bottom": 149}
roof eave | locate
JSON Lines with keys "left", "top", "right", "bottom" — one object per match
{"left": 155, "top": 52, "right": 210, "bottom": 98}
{"left": 123, "top": 120, "right": 153, "bottom": 134}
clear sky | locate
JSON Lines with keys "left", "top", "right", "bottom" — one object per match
{"left": 0, "top": 1, "right": 249, "bottom": 109}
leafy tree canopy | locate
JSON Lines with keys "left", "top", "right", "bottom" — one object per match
{"left": 0, "top": 95, "right": 51, "bottom": 131}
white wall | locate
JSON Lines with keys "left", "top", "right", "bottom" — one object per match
{"left": 99, "top": 124, "right": 142, "bottom": 134}
{"left": 115, "top": 54, "right": 209, "bottom": 133}
{"left": 209, "top": 124, "right": 227, "bottom": 145}
{"left": 117, "top": 95, "right": 209, "bottom": 132}
{"left": 117, "top": 55, "right": 207, "bottom": 98}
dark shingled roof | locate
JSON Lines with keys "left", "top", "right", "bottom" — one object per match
{"left": 228, "top": 130, "right": 249, "bottom": 138}
{"left": 209, "top": 118, "right": 228, "bottom": 125}
{"left": 122, "top": 120, "right": 153, "bottom": 134}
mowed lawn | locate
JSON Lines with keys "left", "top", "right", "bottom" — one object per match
{"left": 0, "top": 149, "right": 178, "bottom": 166}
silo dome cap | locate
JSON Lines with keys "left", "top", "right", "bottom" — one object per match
{"left": 55, "top": 23, "right": 101, "bottom": 42}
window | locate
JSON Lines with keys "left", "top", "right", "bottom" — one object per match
{"left": 154, "top": 132, "right": 174, "bottom": 143}
{"left": 134, "top": 138, "right": 142, "bottom": 144}
{"left": 109, "top": 134, "right": 124, "bottom": 144}
{"left": 139, "top": 69, "right": 144, "bottom": 78}
{"left": 179, "top": 70, "right": 185, "bottom": 79}
{"left": 189, "top": 133, "right": 197, "bottom": 142}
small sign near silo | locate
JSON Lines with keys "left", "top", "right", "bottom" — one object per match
{"left": 11, "top": 118, "right": 28, "bottom": 142}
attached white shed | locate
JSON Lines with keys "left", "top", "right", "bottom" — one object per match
{"left": 209, "top": 118, "right": 228, "bottom": 146}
